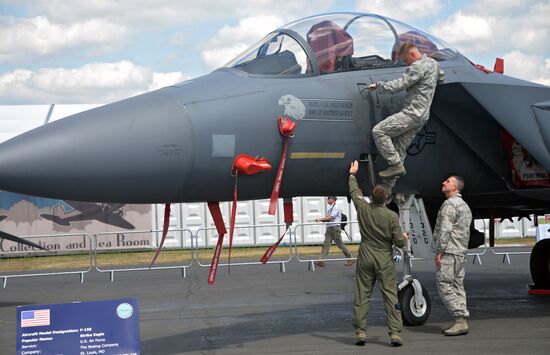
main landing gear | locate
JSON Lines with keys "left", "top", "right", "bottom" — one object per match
{"left": 530, "top": 239, "right": 550, "bottom": 293}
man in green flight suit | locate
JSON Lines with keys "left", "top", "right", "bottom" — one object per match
{"left": 349, "top": 160, "right": 407, "bottom": 347}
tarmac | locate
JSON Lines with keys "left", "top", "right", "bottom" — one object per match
{"left": 1, "top": 246, "right": 550, "bottom": 354}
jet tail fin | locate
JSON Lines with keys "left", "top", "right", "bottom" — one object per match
{"left": 494, "top": 58, "right": 504, "bottom": 74}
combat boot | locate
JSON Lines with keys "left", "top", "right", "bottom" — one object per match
{"left": 443, "top": 317, "right": 469, "bottom": 336}
{"left": 355, "top": 331, "right": 366, "bottom": 346}
{"left": 379, "top": 163, "right": 406, "bottom": 178}
{"left": 390, "top": 333, "right": 403, "bottom": 347}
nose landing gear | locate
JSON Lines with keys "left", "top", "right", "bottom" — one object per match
{"left": 396, "top": 194, "right": 433, "bottom": 326}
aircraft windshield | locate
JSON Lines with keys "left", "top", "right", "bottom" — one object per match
{"left": 226, "top": 33, "right": 309, "bottom": 75}
{"left": 225, "top": 13, "right": 457, "bottom": 76}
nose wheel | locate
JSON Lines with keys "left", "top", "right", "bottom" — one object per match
{"left": 398, "top": 279, "right": 431, "bottom": 325}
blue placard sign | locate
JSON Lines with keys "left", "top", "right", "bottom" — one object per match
{"left": 16, "top": 298, "right": 139, "bottom": 355}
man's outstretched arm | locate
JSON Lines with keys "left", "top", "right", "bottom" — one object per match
{"left": 349, "top": 161, "right": 367, "bottom": 209}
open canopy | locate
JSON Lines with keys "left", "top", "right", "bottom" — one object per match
{"left": 225, "top": 12, "right": 457, "bottom": 76}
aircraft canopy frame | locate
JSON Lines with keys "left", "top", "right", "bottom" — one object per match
{"left": 225, "top": 12, "right": 458, "bottom": 77}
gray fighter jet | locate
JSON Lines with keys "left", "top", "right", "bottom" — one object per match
{"left": 0, "top": 12, "right": 549, "bottom": 320}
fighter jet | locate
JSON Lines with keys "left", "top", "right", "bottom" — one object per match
{"left": 40, "top": 201, "right": 135, "bottom": 230}
{"left": 0, "top": 12, "right": 549, "bottom": 321}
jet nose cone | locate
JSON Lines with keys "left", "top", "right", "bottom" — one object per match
{"left": 0, "top": 88, "right": 193, "bottom": 203}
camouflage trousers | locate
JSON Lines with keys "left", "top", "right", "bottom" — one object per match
{"left": 436, "top": 253, "right": 470, "bottom": 318}
{"left": 372, "top": 111, "right": 425, "bottom": 166}
{"left": 320, "top": 226, "right": 351, "bottom": 259}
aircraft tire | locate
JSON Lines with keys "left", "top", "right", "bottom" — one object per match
{"left": 530, "top": 239, "right": 550, "bottom": 288}
{"left": 398, "top": 284, "right": 431, "bottom": 326}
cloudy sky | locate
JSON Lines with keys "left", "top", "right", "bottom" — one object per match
{"left": 0, "top": 0, "right": 549, "bottom": 104}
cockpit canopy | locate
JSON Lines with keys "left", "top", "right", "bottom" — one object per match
{"left": 225, "top": 13, "right": 457, "bottom": 76}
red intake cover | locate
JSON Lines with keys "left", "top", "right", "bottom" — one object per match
{"left": 278, "top": 117, "right": 296, "bottom": 137}
{"left": 232, "top": 154, "right": 272, "bottom": 175}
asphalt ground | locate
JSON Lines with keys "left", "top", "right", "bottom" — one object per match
{"left": 1, "top": 246, "right": 550, "bottom": 354}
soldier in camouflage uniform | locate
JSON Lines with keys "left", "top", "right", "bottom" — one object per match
{"left": 432, "top": 175, "right": 473, "bottom": 336}
{"left": 348, "top": 161, "right": 406, "bottom": 347}
{"left": 368, "top": 43, "right": 445, "bottom": 181}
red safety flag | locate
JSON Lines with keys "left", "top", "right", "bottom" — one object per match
{"left": 209, "top": 155, "right": 272, "bottom": 282}
{"left": 268, "top": 118, "right": 296, "bottom": 215}
{"left": 228, "top": 175, "right": 238, "bottom": 273}
{"left": 207, "top": 201, "right": 227, "bottom": 285}
{"left": 261, "top": 200, "right": 293, "bottom": 263}
{"left": 150, "top": 203, "right": 171, "bottom": 267}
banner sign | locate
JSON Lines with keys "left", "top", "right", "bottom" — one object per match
{"left": 17, "top": 298, "right": 140, "bottom": 355}
{"left": 0, "top": 191, "right": 151, "bottom": 236}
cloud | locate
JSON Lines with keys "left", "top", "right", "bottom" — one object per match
{"left": 430, "top": 12, "right": 492, "bottom": 53}
{"left": 467, "top": 0, "right": 530, "bottom": 14}
{"left": 2, "top": 1, "right": 335, "bottom": 67}
{"left": 23, "top": 0, "right": 334, "bottom": 26}
{"left": 502, "top": 51, "right": 550, "bottom": 86}
{"left": 201, "top": 15, "right": 285, "bottom": 70}
{"left": 0, "top": 16, "right": 128, "bottom": 61}
{"left": 0, "top": 61, "right": 189, "bottom": 104}
{"left": 150, "top": 71, "right": 189, "bottom": 90}
{"left": 431, "top": 1, "right": 550, "bottom": 56}
{"left": 169, "top": 32, "right": 186, "bottom": 47}
{"left": 355, "top": 0, "right": 442, "bottom": 20}
{"left": 202, "top": 44, "right": 250, "bottom": 70}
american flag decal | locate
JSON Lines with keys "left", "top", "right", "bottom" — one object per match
{"left": 21, "top": 309, "right": 50, "bottom": 327}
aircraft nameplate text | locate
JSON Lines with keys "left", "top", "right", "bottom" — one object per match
{"left": 301, "top": 99, "right": 356, "bottom": 121}
{"left": 158, "top": 143, "right": 183, "bottom": 157}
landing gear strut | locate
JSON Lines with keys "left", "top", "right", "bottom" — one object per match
{"left": 396, "top": 194, "right": 433, "bottom": 326}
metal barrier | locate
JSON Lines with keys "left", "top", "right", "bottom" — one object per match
{"left": 467, "top": 245, "right": 487, "bottom": 265}
{"left": 0, "top": 233, "right": 93, "bottom": 288}
{"left": 489, "top": 246, "right": 532, "bottom": 264}
{"left": 94, "top": 229, "right": 194, "bottom": 281}
{"left": 1, "top": 220, "right": 536, "bottom": 286}
{"left": 194, "top": 223, "right": 292, "bottom": 272}
{"left": 292, "top": 222, "right": 358, "bottom": 271}
{"left": 467, "top": 219, "right": 488, "bottom": 265}
{"left": 470, "top": 219, "right": 531, "bottom": 264}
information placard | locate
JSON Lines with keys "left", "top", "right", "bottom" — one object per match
{"left": 17, "top": 298, "right": 139, "bottom": 355}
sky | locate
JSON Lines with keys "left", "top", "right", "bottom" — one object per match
{"left": 0, "top": 0, "right": 549, "bottom": 104}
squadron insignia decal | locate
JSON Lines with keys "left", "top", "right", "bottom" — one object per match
{"left": 407, "top": 125, "right": 437, "bottom": 156}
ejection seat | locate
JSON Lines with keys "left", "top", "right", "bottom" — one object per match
{"left": 392, "top": 31, "right": 438, "bottom": 62}
{"left": 306, "top": 20, "right": 354, "bottom": 73}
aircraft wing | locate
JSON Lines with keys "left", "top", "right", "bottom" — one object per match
{"left": 94, "top": 212, "right": 135, "bottom": 230}
{"left": 40, "top": 214, "right": 71, "bottom": 226}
